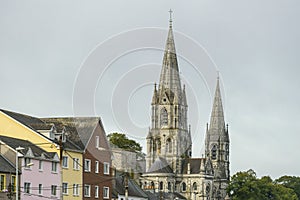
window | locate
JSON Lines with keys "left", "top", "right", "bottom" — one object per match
{"left": 159, "top": 181, "right": 163, "bottom": 190}
{"left": 166, "top": 138, "right": 172, "bottom": 153}
{"left": 38, "top": 184, "right": 42, "bottom": 195}
{"left": 84, "top": 159, "right": 91, "bottom": 172}
{"left": 51, "top": 185, "right": 57, "bottom": 196}
{"left": 95, "top": 161, "right": 99, "bottom": 173}
{"left": 24, "top": 182, "right": 31, "bottom": 194}
{"left": 193, "top": 182, "right": 197, "bottom": 191}
{"left": 39, "top": 160, "right": 43, "bottom": 171}
{"left": 211, "top": 145, "right": 217, "bottom": 160}
{"left": 52, "top": 162, "right": 58, "bottom": 173}
{"left": 73, "top": 158, "right": 79, "bottom": 170}
{"left": 73, "top": 184, "right": 79, "bottom": 196}
{"left": 103, "top": 187, "right": 109, "bottom": 199}
{"left": 24, "top": 158, "right": 31, "bottom": 169}
{"left": 160, "top": 108, "right": 168, "bottom": 126}
{"left": 95, "top": 136, "right": 99, "bottom": 148}
{"left": 62, "top": 156, "right": 68, "bottom": 168}
{"left": 62, "top": 183, "right": 68, "bottom": 194}
{"left": 181, "top": 182, "right": 186, "bottom": 192}
{"left": 168, "top": 182, "right": 171, "bottom": 191}
{"left": 95, "top": 185, "right": 99, "bottom": 198}
{"left": 0, "top": 174, "right": 5, "bottom": 191}
{"left": 11, "top": 176, "right": 16, "bottom": 192}
{"left": 84, "top": 184, "right": 91, "bottom": 197}
{"left": 103, "top": 162, "right": 110, "bottom": 175}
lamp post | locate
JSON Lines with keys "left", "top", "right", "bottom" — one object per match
{"left": 15, "top": 146, "right": 24, "bottom": 200}
{"left": 98, "top": 147, "right": 129, "bottom": 200}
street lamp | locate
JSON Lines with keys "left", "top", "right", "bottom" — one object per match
{"left": 98, "top": 147, "right": 129, "bottom": 200}
{"left": 15, "top": 146, "right": 24, "bottom": 200}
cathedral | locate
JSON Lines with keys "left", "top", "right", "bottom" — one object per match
{"left": 140, "top": 14, "right": 230, "bottom": 200}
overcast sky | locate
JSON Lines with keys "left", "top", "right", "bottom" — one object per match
{"left": 1, "top": 0, "right": 300, "bottom": 178}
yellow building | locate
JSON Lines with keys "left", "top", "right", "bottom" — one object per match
{"left": 0, "top": 109, "right": 83, "bottom": 199}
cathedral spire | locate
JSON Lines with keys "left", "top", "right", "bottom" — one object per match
{"left": 209, "top": 76, "right": 225, "bottom": 131}
{"left": 158, "top": 11, "right": 181, "bottom": 101}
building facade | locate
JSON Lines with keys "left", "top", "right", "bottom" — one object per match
{"left": 141, "top": 16, "right": 230, "bottom": 200}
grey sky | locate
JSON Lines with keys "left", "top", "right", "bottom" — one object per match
{"left": 1, "top": 1, "right": 300, "bottom": 178}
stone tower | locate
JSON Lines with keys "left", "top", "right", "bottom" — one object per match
{"left": 146, "top": 15, "right": 192, "bottom": 173}
{"left": 205, "top": 77, "right": 230, "bottom": 198}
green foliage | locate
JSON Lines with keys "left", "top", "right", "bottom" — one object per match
{"left": 227, "top": 169, "right": 298, "bottom": 200}
{"left": 275, "top": 176, "right": 300, "bottom": 199}
{"left": 107, "top": 132, "right": 142, "bottom": 152}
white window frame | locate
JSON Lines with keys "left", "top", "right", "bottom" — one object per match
{"left": 38, "top": 160, "right": 43, "bottom": 171}
{"left": 51, "top": 162, "right": 58, "bottom": 173}
{"left": 62, "top": 182, "right": 68, "bottom": 195}
{"left": 51, "top": 185, "right": 57, "bottom": 196}
{"left": 73, "top": 184, "right": 79, "bottom": 196}
{"left": 103, "top": 162, "right": 110, "bottom": 175}
{"left": 38, "top": 184, "right": 42, "bottom": 195}
{"left": 95, "top": 185, "right": 99, "bottom": 198}
{"left": 24, "top": 182, "right": 31, "bottom": 194}
{"left": 73, "top": 158, "right": 79, "bottom": 170}
{"left": 95, "top": 136, "right": 99, "bottom": 148}
{"left": 24, "top": 158, "right": 31, "bottom": 169}
{"left": 103, "top": 186, "right": 109, "bottom": 199}
{"left": 84, "top": 159, "right": 91, "bottom": 172}
{"left": 62, "top": 156, "right": 68, "bottom": 168}
{"left": 95, "top": 161, "right": 99, "bottom": 173}
{"left": 84, "top": 184, "right": 91, "bottom": 197}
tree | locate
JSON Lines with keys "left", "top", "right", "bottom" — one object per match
{"left": 227, "top": 169, "right": 298, "bottom": 200}
{"left": 107, "top": 133, "right": 142, "bottom": 152}
{"left": 275, "top": 176, "right": 300, "bottom": 199}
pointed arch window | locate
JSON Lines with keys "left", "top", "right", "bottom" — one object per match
{"left": 160, "top": 108, "right": 168, "bottom": 126}
{"left": 168, "top": 182, "right": 172, "bottom": 191}
{"left": 166, "top": 138, "right": 172, "bottom": 153}
{"left": 193, "top": 182, "right": 197, "bottom": 191}
{"left": 159, "top": 181, "right": 163, "bottom": 190}
{"left": 211, "top": 144, "right": 217, "bottom": 160}
{"left": 181, "top": 182, "right": 186, "bottom": 192}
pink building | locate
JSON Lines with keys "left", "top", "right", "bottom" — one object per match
{"left": 0, "top": 136, "right": 61, "bottom": 200}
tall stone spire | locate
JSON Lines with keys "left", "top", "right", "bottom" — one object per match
{"left": 158, "top": 10, "right": 182, "bottom": 102}
{"left": 209, "top": 76, "right": 225, "bottom": 133}
{"left": 205, "top": 75, "right": 230, "bottom": 199}
{"left": 146, "top": 11, "right": 191, "bottom": 173}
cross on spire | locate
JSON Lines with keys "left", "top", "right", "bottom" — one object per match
{"left": 169, "top": 9, "right": 173, "bottom": 27}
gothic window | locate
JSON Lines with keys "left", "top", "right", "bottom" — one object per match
{"left": 159, "top": 182, "right": 163, "bottom": 190}
{"left": 181, "top": 182, "right": 186, "bottom": 192}
{"left": 160, "top": 108, "right": 168, "bottom": 126}
{"left": 168, "top": 182, "right": 172, "bottom": 191}
{"left": 156, "top": 139, "right": 161, "bottom": 154}
{"left": 206, "top": 182, "right": 211, "bottom": 195}
{"left": 193, "top": 182, "right": 197, "bottom": 191}
{"left": 225, "top": 144, "right": 229, "bottom": 161}
{"left": 166, "top": 138, "right": 172, "bottom": 153}
{"left": 211, "top": 144, "right": 217, "bottom": 160}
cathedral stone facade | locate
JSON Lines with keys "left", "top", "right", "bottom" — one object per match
{"left": 140, "top": 16, "right": 230, "bottom": 200}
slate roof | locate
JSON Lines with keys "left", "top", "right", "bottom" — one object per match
{"left": 0, "top": 109, "right": 100, "bottom": 152}
{"left": 0, "top": 154, "right": 16, "bottom": 174}
{"left": 0, "top": 135, "right": 56, "bottom": 160}
{"left": 114, "top": 175, "right": 148, "bottom": 198}
{"left": 146, "top": 157, "right": 173, "bottom": 174}
{"left": 181, "top": 158, "right": 206, "bottom": 174}
{"left": 41, "top": 117, "right": 100, "bottom": 151}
